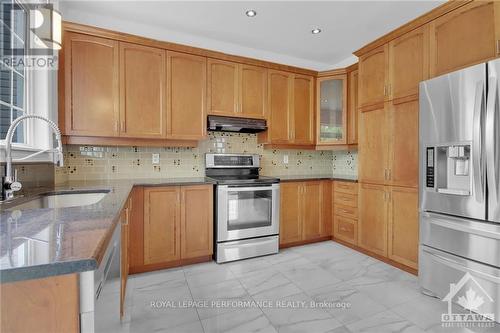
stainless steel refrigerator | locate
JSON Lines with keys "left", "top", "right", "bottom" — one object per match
{"left": 419, "top": 58, "right": 500, "bottom": 322}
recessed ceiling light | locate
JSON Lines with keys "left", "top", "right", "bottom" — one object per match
{"left": 246, "top": 10, "right": 257, "bottom": 17}
{"left": 311, "top": 28, "right": 322, "bottom": 35}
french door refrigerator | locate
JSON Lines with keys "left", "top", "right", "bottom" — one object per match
{"left": 419, "top": 58, "right": 500, "bottom": 323}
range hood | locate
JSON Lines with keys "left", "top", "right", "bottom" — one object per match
{"left": 207, "top": 116, "right": 267, "bottom": 133}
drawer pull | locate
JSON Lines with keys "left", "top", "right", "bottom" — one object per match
{"left": 340, "top": 227, "right": 348, "bottom": 232}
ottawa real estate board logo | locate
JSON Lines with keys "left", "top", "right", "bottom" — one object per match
{"left": 441, "top": 272, "right": 496, "bottom": 328}
{"left": 1, "top": 2, "right": 60, "bottom": 70}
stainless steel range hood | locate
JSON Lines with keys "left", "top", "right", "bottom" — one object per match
{"left": 207, "top": 116, "right": 267, "bottom": 133}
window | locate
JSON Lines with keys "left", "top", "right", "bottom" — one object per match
{"left": 0, "top": 0, "right": 27, "bottom": 144}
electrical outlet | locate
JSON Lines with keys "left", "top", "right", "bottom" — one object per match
{"left": 283, "top": 155, "right": 289, "bottom": 164}
{"left": 152, "top": 153, "right": 160, "bottom": 165}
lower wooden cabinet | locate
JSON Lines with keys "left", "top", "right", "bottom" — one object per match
{"left": 333, "top": 215, "right": 358, "bottom": 245}
{"left": 120, "top": 198, "right": 130, "bottom": 317}
{"left": 358, "top": 183, "right": 418, "bottom": 269}
{"left": 280, "top": 180, "right": 331, "bottom": 246}
{"left": 130, "top": 184, "right": 213, "bottom": 273}
{"left": 333, "top": 181, "right": 359, "bottom": 245}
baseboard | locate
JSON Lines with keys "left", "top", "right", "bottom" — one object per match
{"left": 129, "top": 255, "right": 212, "bottom": 275}
{"left": 279, "top": 236, "right": 332, "bottom": 249}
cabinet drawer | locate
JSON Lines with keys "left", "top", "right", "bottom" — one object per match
{"left": 334, "top": 204, "right": 358, "bottom": 220}
{"left": 334, "top": 216, "right": 357, "bottom": 245}
{"left": 334, "top": 181, "right": 358, "bottom": 195}
{"left": 334, "top": 193, "right": 358, "bottom": 207}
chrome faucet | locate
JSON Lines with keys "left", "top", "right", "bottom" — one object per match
{"left": 2, "top": 115, "right": 64, "bottom": 201}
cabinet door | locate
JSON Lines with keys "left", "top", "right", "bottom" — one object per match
{"left": 120, "top": 205, "right": 129, "bottom": 317}
{"left": 240, "top": 65, "right": 267, "bottom": 119}
{"left": 207, "top": 59, "right": 239, "bottom": 116}
{"left": 280, "top": 182, "right": 302, "bottom": 245}
{"left": 388, "top": 99, "right": 419, "bottom": 188}
{"left": 317, "top": 75, "right": 347, "bottom": 145}
{"left": 119, "top": 42, "right": 166, "bottom": 138}
{"left": 293, "top": 74, "right": 314, "bottom": 145}
{"left": 388, "top": 186, "right": 418, "bottom": 269}
{"left": 167, "top": 52, "right": 207, "bottom": 140}
{"left": 143, "top": 187, "right": 180, "bottom": 265}
{"left": 321, "top": 181, "right": 333, "bottom": 237}
{"left": 269, "top": 70, "right": 293, "bottom": 143}
{"left": 347, "top": 69, "right": 359, "bottom": 145}
{"left": 180, "top": 185, "right": 213, "bottom": 259}
{"left": 129, "top": 187, "right": 144, "bottom": 271}
{"left": 429, "top": 1, "right": 499, "bottom": 76}
{"left": 333, "top": 215, "right": 358, "bottom": 246}
{"left": 358, "top": 183, "right": 388, "bottom": 257}
{"left": 358, "top": 44, "right": 388, "bottom": 111}
{"left": 359, "top": 105, "right": 389, "bottom": 185}
{"left": 302, "top": 181, "right": 323, "bottom": 240}
{"left": 63, "top": 33, "right": 119, "bottom": 136}
{"left": 388, "top": 25, "right": 429, "bottom": 101}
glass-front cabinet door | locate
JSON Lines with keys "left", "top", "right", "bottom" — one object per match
{"left": 317, "top": 74, "right": 347, "bottom": 145}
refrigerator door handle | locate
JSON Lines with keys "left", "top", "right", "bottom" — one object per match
{"left": 472, "top": 81, "right": 485, "bottom": 203}
{"left": 486, "top": 76, "right": 498, "bottom": 205}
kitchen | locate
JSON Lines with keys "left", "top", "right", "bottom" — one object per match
{"left": 0, "top": 1, "right": 499, "bottom": 332}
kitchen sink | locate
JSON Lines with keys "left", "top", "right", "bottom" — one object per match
{"left": 8, "top": 190, "right": 110, "bottom": 210}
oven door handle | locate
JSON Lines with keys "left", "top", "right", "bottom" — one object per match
{"left": 221, "top": 185, "right": 278, "bottom": 191}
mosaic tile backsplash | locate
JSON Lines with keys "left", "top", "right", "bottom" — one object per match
{"left": 55, "top": 133, "right": 358, "bottom": 184}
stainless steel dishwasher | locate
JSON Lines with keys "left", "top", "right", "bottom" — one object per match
{"left": 79, "top": 222, "right": 121, "bottom": 333}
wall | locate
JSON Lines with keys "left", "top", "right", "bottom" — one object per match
{"left": 55, "top": 132, "right": 358, "bottom": 184}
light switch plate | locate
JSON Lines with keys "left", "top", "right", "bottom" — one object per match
{"left": 283, "top": 155, "right": 289, "bottom": 164}
{"left": 152, "top": 153, "right": 160, "bottom": 164}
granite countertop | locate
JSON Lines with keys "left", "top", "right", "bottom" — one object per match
{"left": 270, "top": 174, "right": 358, "bottom": 182}
{"left": 0, "top": 177, "right": 215, "bottom": 284}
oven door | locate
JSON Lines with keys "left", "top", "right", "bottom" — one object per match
{"left": 217, "top": 184, "right": 279, "bottom": 242}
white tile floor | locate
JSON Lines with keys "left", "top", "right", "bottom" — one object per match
{"left": 111, "top": 241, "right": 499, "bottom": 333}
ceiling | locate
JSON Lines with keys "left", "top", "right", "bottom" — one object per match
{"left": 60, "top": 0, "right": 445, "bottom": 71}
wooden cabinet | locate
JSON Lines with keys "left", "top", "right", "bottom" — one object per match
{"left": 429, "top": 1, "right": 500, "bottom": 77}
{"left": 208, "top": 60, "right": 268, "bottom": 119}
{"left": 388, "top": 99, "right": 419, "bottom": 188}
{"left": 143, "top": 187, "right": 181, "bottom": 265}
{"left": 120, "top": 42, "right": 166, "bottom": 138}
{"left": 388, "top": 25, "right": 429, "bottom": 101}
{"left": 207, "top": 59, "right": 239, "bottom": 116}
{"left": 293, "top": 74, "right": 315, "bottom": 145}
{"left": 268, "top": 70, "right": 293, "bottom": 143}
{"left": 388, "top": 186, "right": 418, "bottom": 269}
{"left": 180, "top": 185, "right": 213, "bottom": 259}
{"left": 137, "top": 185, "right": 213, "bottom": 272}
{"left": 333, "top": 181, "right": 359, "bottom": 246}
{"left": 279, "top": 180, "right": 330, "bottom": 246}
{"left": 358, "top": 44, "right": 388, "bottom": 111}
{"left": 358, "top": 183, "right": 388, "bottom": 257}
{"left": 240, "top": 64, "right": 268, "bottom": 119}
{"left": 316, "top": 75, "right": 347, "bottom": 145}
{"left": 62, "top": 32, "right": 119, "bottom": 137}
{"left": 280, "top": 182, "right": 302, "bottom": 245}
{"left": 167, "top": 52, "right": 207, "bottom": 140}
{"left": 120, "top": 198, "right": 130, "bottom": 317}
{"left": 347, "top": 69, "right": 359, "bottom": 145}
{"left": 359, "top": 105, "right": 389, "bottom": 185}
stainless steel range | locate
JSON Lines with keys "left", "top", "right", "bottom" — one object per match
{"left": 205, "top": 153, "right": 280, "bottom": 263}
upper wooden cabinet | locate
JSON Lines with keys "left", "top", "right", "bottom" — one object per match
{"left": 62, "top": 33, "right": 120, "bottom": 137}
{"left": 120, "top": 43, "right": 166, "bottom": 138}
{"left": 207, "top": 59, "right": 268, "bottom": 119}
{"left": 167, "top": 52, "right": 207, "bottom": 140}
{"left": 388, "top": 26, "right": 429, "bottom": 101}
{"left": 358, "top": 45, "right": 388, "bottom": 111}
{"left": 429, "top": 1, "right": 500, "bottom": 77}
{"left": 347, "top": 69, "right": 359, "bottom": 145}
{"left": 240, "top": 64, "right": 268, "bottom": 119}
{"left": 207, "top": 59, "right": 239, "bottom": 116}
{"left": 293, "top": 74, "right": 315, "bottom": 145}
{"left": 316, "top": 74, "right": 347, "bottom": 145}
{"left": 268, "top": 70, "right": 293, "bottom": 143}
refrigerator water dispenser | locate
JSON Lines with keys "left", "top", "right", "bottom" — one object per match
{"left": 428, "top": 145, "right": 471, "bottom": 196}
